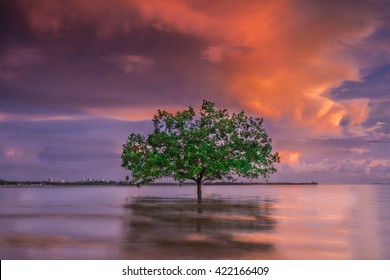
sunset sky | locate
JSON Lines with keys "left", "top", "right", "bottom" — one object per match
{"left": 0, "top": 0, "right": 389, "bottom": 183}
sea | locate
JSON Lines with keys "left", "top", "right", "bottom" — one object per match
{"left": 0, "top": 184, "right": 389, "bottom": 259}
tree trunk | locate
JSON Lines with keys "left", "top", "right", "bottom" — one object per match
{"left": 197, "top": 180, "right": 202, "bottom": 204}
{"left": 197, "top": 179, "right": 202, "bottom": 214}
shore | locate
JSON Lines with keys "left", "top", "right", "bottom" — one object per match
{"left": 0, "top": 179, "right": 318, "bottom": 186}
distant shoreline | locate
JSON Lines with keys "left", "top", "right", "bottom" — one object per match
{"left": 148, "top": 181, "right": 319, "bottom": 186}
{"left": 0, "top": 179, "right": 319, "bottom": 186}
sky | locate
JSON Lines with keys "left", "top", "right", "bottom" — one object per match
{"left": 0, "top": 0, "right": 389, "bottom": 183}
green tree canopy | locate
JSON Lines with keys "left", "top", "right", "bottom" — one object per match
{"left": 121, "top": 100, "right": 280, "bottom": 201}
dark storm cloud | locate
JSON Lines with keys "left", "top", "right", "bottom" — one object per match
{"left": 0, "top": 26, "right": 218, "bottom": 114}
{"left": 0, "top": 2, "right": 34, "bottom": 45}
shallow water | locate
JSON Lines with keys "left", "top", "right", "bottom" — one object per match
{"left": 0, "top": 184, "right": 389, "bottom": 259}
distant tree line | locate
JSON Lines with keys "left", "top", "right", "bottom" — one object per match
{"left": 0, "top": 179, "right": 129, "bottom": 186}
{"left": 0, "top": 179, "right": 318, "bottom": 186}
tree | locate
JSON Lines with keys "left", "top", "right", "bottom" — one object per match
{"left": 121, "top": 100, "right": 280, "bottom": 203}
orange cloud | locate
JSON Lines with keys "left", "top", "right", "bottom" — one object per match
{"left": 279, "top": 151, "right": 302, "bottom": 164}
{"left": 83, "top": 105, "right": 184, "bottom": 121}
{"left": 129, "top": 0, "right": 375, "bottom": 134}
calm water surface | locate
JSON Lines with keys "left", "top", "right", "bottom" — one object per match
{"left": 0, "top": 184, "right": 389, "bottom": 259}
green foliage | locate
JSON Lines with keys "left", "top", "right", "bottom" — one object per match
{"left": 121, "top": 100, "right": 280, "bottom": 186}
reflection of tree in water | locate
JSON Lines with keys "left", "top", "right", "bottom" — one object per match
{"left": 121, "top": 196, "right": 278, "bottom": 259}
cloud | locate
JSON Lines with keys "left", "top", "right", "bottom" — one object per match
{"left": 0, "top": 47, "right": 44, "bottom": 79}
{"left": 130, "top": 0, "right": 384, "bottom": 135}
{"left": 369, "top": 161, "right": 390, "bottom": 178}
{"left": 336, "top": 158, "right": 373, "bottom": 174}
{"left": 38, "top": 145, "right": 117, "bottom": 163}
{"left": 9, "top": 0, "right": 389, "bottom": 136}
{"left": 279, "top": 150, "right": 302, "bottom": 164}
{"left": 119, "top": 55, "right": 153, "bottom": 74}
{"left": 104, "top": 54, "right": 153, "bottom": 74}
{"left": 201, "top": 45, "right": 254, "bottom": 63}
{"left": 279, "top": 157, "right": 390, "bottom": 180}
{"left": 18, "top": 0, "right": 143, "bottom": 37}
{"left": 0, "top": 118, "right": 152, "bottom": 180}
{"left": 84, "top": 105, "right": 183, "bottom": 121}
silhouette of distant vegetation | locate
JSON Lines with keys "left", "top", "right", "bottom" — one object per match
{"left": 0, "top": 179, "right": 318, "bottom": 186}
